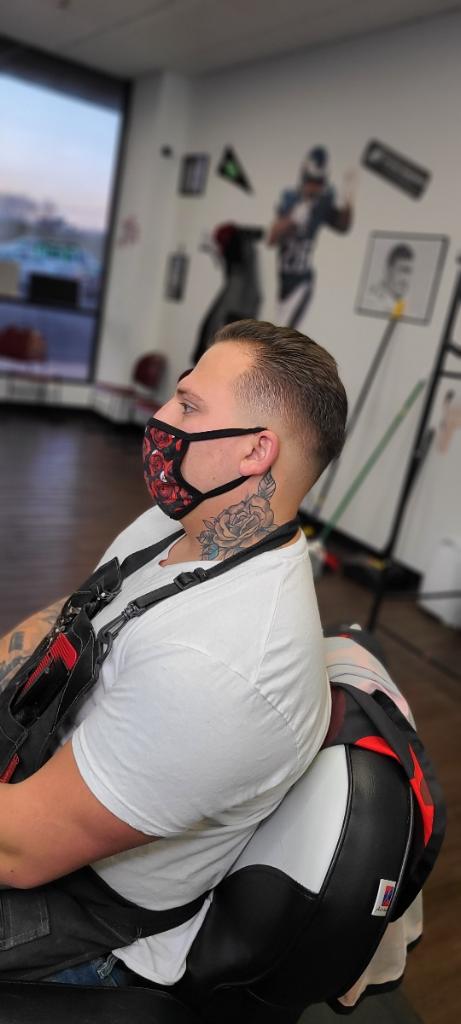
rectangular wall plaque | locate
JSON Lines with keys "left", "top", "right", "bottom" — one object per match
{"left": 362, "top": 140, "right": 430, "bottom": 199}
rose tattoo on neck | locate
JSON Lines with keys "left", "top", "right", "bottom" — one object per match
{"left": 197, "top": 471, "right": 277, "bottom": 560}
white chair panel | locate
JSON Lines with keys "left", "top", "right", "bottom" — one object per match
{"left": 230, "top": 746, "right": 349, "bottom": 894}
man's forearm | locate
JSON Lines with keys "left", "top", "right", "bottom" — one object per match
{"left": 0, "top": 601, "right": 63, "bottom": 691}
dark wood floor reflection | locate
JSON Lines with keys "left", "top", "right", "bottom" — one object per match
{"left": 1, "top": 405, "right": 460, "bottom": 1024}
{"left": 0, "top": 405, "right": 151, "bottom": 631}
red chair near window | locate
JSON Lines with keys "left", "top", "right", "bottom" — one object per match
{"left": 133, "top": 353, "right": 167, "bottom": 390}
{"left": 132, "top": 352, "right": 167, "bottom": 423}
{"left": 0, "top": 325, "right": 47, "bottom": 362}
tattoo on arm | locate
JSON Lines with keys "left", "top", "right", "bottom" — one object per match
{"left": 0, "top": 600, "right": 63, "bottom": 693}
{"left": 44, "top": 607, "right": 62, "bottom": 626}
{"left": 0, "top": 655, "right": 28, "bottom": 687}
{"left": 8, "top": 631, "right": 24, "bottom": 653}
{"left": 197, "top": 471, "right": 278, "bottom": 560}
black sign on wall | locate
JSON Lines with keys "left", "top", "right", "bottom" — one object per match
{"left": 362, "top": 140, "right": 431, "bottom": 199}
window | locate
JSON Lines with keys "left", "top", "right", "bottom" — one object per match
{"left": 0, "top": 43, "right": 126, "bottom": 381}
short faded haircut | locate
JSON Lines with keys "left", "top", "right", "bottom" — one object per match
{"left": 214, "top": 319, "right": 347, "bottom": 478}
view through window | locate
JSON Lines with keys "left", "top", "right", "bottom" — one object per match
{"left": 0, "top": 69, "right": 123, "bottom": 380}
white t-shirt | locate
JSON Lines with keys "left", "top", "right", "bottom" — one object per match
{"left": 69, "top": 507, "right": 330, "bottom": 984}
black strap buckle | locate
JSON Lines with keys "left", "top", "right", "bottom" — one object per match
{"left": 174, "top": 568, "right": 208, "bottom": 591}
{"left": 98, "top": 601, "right": 144, "bottom": 653}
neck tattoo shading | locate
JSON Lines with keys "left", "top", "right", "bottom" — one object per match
{"left": 197, "top": 471, "right": 278, "bottom": 560}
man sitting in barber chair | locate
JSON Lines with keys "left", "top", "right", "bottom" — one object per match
{"left": 0, "top": 320, "right": 347, "bottom": 987}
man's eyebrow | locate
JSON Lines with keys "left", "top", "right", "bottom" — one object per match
{"left": 176, "top": 384, "right": 206, "bottom": 408}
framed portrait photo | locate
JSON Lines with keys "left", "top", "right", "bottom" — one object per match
{"left": 356, "top": 231, "right": 448, "bottom": 324}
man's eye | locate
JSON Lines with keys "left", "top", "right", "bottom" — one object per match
{"left": 180, "top": 401, "right": 194, "bottom": 414}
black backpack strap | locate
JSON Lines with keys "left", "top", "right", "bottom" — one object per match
{"left": 118, "top": 529, "right": 184, "bottom": 580}
{"left": 134, "top": 518, "right": 301, "bottom": 606}
{"left": 98, "top": 520, "right": 300, "bottom": 652}
{"left": 69, "top": 520, "right": 299, "bottom": 630}
{"left": 56, "top": 865, "right": 209, "bottom": 938}
{"left": 60, "top": 529, "right": 184, "bottom": 618}
{"left": 199, "top": 519, "right": 300, "bottom": 579}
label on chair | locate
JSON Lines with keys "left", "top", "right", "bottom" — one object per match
{"left": 371, "top": 879, "right": 396, "bottom": 916}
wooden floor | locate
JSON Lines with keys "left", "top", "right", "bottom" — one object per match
{"left": 1, "top": 404, "right": 460, "bottom": 1024}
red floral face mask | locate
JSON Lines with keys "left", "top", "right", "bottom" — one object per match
{"left": 143, "top": 416, "right": 265, "bottom": 520}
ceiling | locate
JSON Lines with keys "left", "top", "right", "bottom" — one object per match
{"left": 0, "top": 0, "right": 460, "bottom": 80}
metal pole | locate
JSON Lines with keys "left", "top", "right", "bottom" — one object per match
{"left": 367, "top": 259, "right": 461, "bottom": 631}
{"left": 312, "top": 302, "right": 404, "bottom": 517}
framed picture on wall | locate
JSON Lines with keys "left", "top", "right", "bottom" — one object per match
{"left": 356, "top": 231, "right": 448, "bottom": 324}
{"left": 179, "top": 154, "right": 210, "bottom": 196}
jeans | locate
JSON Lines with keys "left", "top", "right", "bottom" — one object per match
{"left": 44, "top": 952, "right": 136, "bottom": 987}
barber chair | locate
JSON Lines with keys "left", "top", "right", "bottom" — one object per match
{"left": 0, "top": 325, "right": 47, "bottom": 362}
{"left": 0, "top": 631, "right": 441, "bottom": 1024}
{"left": 133, "top": 353, "right": 167, "bottom": 392}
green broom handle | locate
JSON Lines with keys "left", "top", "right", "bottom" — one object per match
{"left": 313, "top": 299, "right": 405, "bottom": 517}
{"left": 319, "top": 379, "right": 425, "bottom": 546}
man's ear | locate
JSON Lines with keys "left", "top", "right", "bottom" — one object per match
{"left": 239, "top": 430, "right": 279, "bottom": 478}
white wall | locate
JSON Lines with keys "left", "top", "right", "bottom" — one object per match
{"left": 96, "top": 71, "right": 191, "bottom": 389}
{"left": 97, "top": 11, "right": 461, "bottom": 572}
